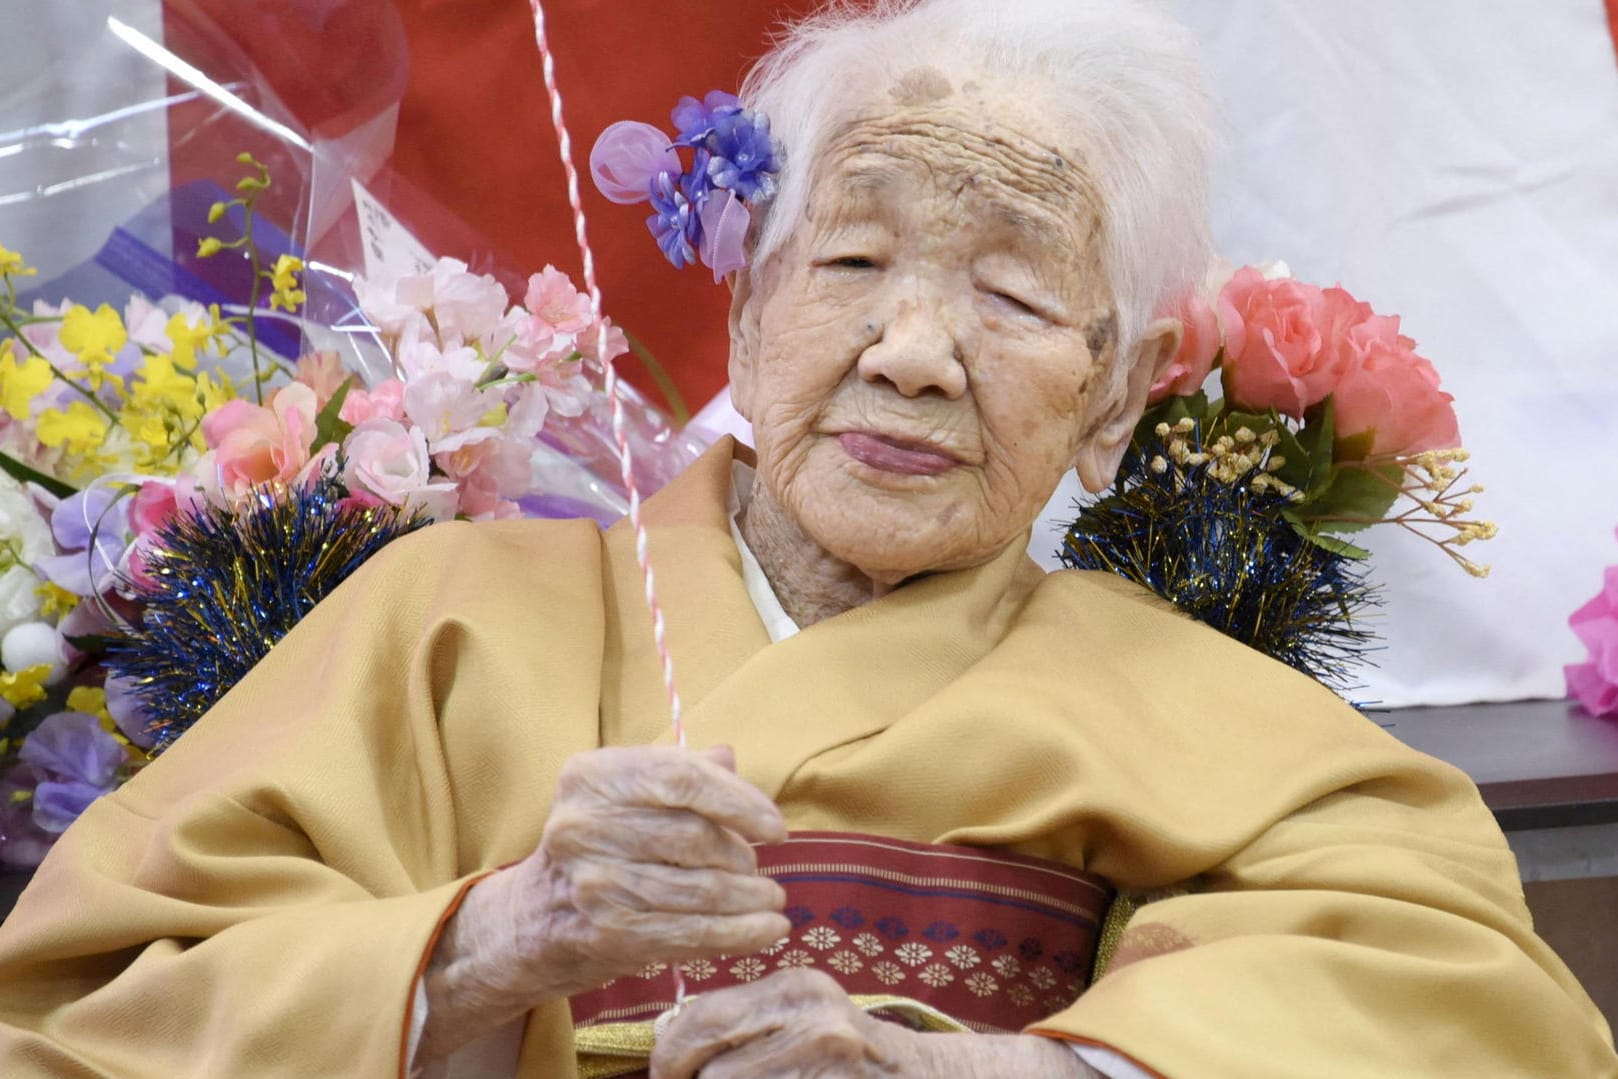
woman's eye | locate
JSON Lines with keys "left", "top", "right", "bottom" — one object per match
{"left": 991, "top": 290, "right": 1041, "bottom": 318}
{"left": 825, "top": 256, "right": 877, "bottom": 269}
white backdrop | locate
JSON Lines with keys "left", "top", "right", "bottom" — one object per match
{"left": 699, "top": 0, "right": 1618, "bottom": 708}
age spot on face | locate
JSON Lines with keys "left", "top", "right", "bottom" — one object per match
{"left": 889, "top": 67, "right": 953, "bottom": 107}
{"left": 1085, "top": 313, "right": 1117, "bottom": 360}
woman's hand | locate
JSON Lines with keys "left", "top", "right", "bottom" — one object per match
{"left": 417, "top": 744, "right": 790, "bottom": 1061}
{"left": 650, "top": 968, "right": 1101, "bottom": 1078}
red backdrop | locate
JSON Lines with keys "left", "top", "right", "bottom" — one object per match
{"left": 170, "top": 0, "right": 822, "bottom": 416}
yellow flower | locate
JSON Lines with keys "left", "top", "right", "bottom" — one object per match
{"left": 164, "top": 306, "right": 228, "bottom": 369}
{"left": 0, "top": 243, "right": 37, "bottom": 279}
{"left": 35, "top": 582, "right": 79, "bottom": 619}
{"left": 0, "top": 341, "right": 53, "bottom": 421}
{"left": 0, "top": 664, "right": 51, "bottom": 709}
{"left": 268, "top": 254, "right": 306, "bottom": 313}
{"left": 197, "top": 237, "right": 225, "bottom": 258}
{"left": 35, "top": 401, "right": 111, "bottom": 455}
{"left": 195, "top": 370, "right": 236, "bottom": 415}
{"left": 66, "top": 685, "right": 114, "bottom": 728}
{"left": 58, "top": 304, "right": 128, "bottom": 388}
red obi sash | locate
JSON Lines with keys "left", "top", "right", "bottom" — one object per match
{"left": 570, "top": 831, "right": 1113, "bottom": 1044}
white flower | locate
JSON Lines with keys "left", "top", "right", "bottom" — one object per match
{"left": 0, "top": 568, "right": 44, "bottom": 641}
{"left": 917, "top": 963, "right": 955, "bottom": 988}
{"left": 945, "top": 945, "right": 980, "bottom": 970}
{"left": 827, "top": 951, "right": 863, "bottom": 975}
{"left": 1, "top": 622, "right": 67, "bottom": 684}
{"left": 1028, "top": 966, "right": 1057, "bottom": 990}
{"left": 637, "top": 962, "right": 668, "bottom": 979}
{"left": 761, "top": 937, "right": 790, "bottom": 955}
{"left": 964, "top": 973, "right": 998, "bottom": 998}
{"left": 895, "top": 943, "right": 932, "bottom": 967}
{"left": 1008, "top": 984, "right": 1035, "bottom": 1007}
{"left": 871, "top": 961, "right": 905, "bottom": 986}
{"left": 853, "top": 932, "right": 885, "bottom": 957}
{"left": 776, "top": 949, "right": 814, "bottom": 970}
{"left": 729, "top": 957, "right": 766, "bottom": 981}
{"left": 679, "top": 959, "right": 716, "bottom": 981}
{"left": 803, "top": 927, "right": 841, "bottom": 951}
{"left": 991, "top": 955, "right": 1021, "bottom": 979}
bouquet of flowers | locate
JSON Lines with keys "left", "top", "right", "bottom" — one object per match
{"left": 0, "top": 158, "right": 661, "bottom": 867}
{"left": 1064, "top": 262, "right": 1496, "bottom": 694}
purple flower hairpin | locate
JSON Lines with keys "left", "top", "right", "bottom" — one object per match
{"left": 590, "top": 90, "right": 780, "bottom": 282}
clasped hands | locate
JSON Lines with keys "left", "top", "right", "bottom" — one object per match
{"left": 419, "top": 744, "right": 1093, "bottom": 1077}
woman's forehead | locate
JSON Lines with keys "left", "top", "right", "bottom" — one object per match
{"left": 811, "top": 94, "right": 1100, "bottom": 234}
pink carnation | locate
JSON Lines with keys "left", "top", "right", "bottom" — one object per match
{"left": 1566, "top": 545, "right": 1618, "bottom": 718}
{"left": 1219, "top": 269, "right": 1365, "bottom": 418}
{"left": 1330, "top": 315, "right": 1459, "bottom": 458}
{"left": 1148, "top": 290, "right": 1221, "bottom": 404}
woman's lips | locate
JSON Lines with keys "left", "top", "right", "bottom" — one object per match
{"left": 837, "top": 432, "right": 960, "bottom": 476}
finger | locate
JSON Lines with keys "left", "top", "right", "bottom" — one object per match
{"left": 649, "top": 982, "right": 784, "bottom": 1079}
{"left": 653, "top": 909, "right": 793, "bottom": 963}
{"left": 550, "top": 804, "right": 760, "bottom": 874}
{"left": 574, "top": 860, "right": 786, "bottom": 917}
{"left": 587, "top": 747, "right": 785, "bottom": 844}
{"left": 702, "top": 744, "right": 738, "bottom": 773}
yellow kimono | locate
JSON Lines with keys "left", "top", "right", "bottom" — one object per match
{"left": 0, "top": 439, "right": 1610, "bottom": 1077}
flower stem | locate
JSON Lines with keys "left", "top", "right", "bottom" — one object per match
{"left": 0, "top": 308, "right": 121, "bottom": 424}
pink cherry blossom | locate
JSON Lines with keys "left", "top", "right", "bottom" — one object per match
{"left": 403, "top": 370, "right": 493, "bottom": 449}
{"left": 395, "top": 258, "right": 509, "bottom": 345}
{"left": 338, "top": 379, "right": 406, "bottom": 425}
{"left": 291, "top": 351, "right": 350, "bottom": 403}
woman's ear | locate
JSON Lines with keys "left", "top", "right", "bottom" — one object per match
{"left": 726, "top": 268, "right": 761, "bottom": 422}
{"left": 1072, "top": 316, "right": 1181, "bottom": 493}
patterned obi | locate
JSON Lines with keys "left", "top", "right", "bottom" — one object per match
{"left": 570, "top": 831, "right": 1113, "bottom": 1079}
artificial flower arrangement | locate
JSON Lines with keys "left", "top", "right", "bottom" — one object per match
{"left": 1063, "top": 263, "right": 1496, "bottom": 694}
{"left": 0, "top": 156, "right": 639, "bottom": 866}
{"left": 590, "top": 91, "right": 779, "bottom": 280}
{"left": 1565, "top": 528, "right": 1618, "bottom": 718}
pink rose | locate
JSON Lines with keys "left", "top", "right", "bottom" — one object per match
{"left": 1566, "top": 549, "right": 1618, "bottom": 718}
{"left": 1148, "top": 290, "right": 1221, "bottom": 404}
{"left": 195, "top": 383, "right": 320, "bottom": 502}
{"left": 341, "top": 418, "right": 460, "bottom": 521}
{"left": 1330, "top": 317, "right": 1459, "bottom": 458}
{"left": 1220, "top": 269, "right": 1366, "bottom": 418}
{"left": 338, "top": 379, "right": 406, "bottom": 425}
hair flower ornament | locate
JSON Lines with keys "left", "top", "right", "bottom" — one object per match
{"left": 590, "top": 91, "right": 780, "bottom": 281}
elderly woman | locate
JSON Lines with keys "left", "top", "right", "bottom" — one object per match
{"left": 0, "top": 0, "right": 1612, "bottom": 1076}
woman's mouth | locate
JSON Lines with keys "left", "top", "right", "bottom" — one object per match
{"left": 837, "top": 432, "right": 960, "bottom": 476}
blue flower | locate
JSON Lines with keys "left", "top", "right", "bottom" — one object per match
{"left": 645, "top": 170, "right": 698, "bottom": 269}
{"left": 671, "top": 91, "right": 743, "bottom": 147}
{"left": 922, "top": 921, "right": 960, "bottom": 943}
{"left": 830, "top": 906, "right": 865, "bottom": 929}
{"left": 1052, "top": 950, "right": 1086, "bottom": 975}
{"left": 784, "top": 904, "right": 816, "bottom": 928}
{"left": 703, "top": 110, "right": 779, "bottom": 202}
{"left": 1019, "top": 938, "right": 1044, "bottom": 961}
{"left": 875, "top": 916, "right": 910, "bottom": 940}
{"left": 973, "top": 928, "right": 1009, "bottom": 951}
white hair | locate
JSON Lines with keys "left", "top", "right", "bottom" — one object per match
{"left": 741, "top": 0, "right": 1215, "bottom": 370}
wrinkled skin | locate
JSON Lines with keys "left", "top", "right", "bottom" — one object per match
{"left": 650, "top": 968, "right": 1101, "bottom": 1078}
{"left": 417, "top": 746, "right": 790, "bottom": 1061}
{"left": 421, "top": 75, "right": 1176, "bottom": 1073}
{"left": 730, "top": 78, "right": 1179, "bottom": 624}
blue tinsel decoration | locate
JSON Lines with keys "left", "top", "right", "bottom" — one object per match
{"left": 1061, "top": 438, "right": 1380, "bottom": 695}
{"left": 104, "top": 477, "right": 428, "bottom": 751}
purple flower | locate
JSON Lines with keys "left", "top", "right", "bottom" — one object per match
{"left": 922, "top": 921, "right": 960, "bottom": 943}
{"left": 703, "top": 109, "right": 779, "bottom": 202}
{"left": 697, "top": 189, "right": 751, "bottom": 283}
{"left": 646, "top": 170, "right": 698, "bottom": 269}
{"left": 35, "top": 487, "right": 130, "bottom": 597}
{"left": 671, "top": 91, "right": 743, "bottom": 146}
{"left": 590, "top": 120, "right": 680, "bottom": 206}
{"left": 784, "top": 904, "right": 816, "bottom": 928}
{"left": 973, "top": 928, "right": 1009, "bottom": 951}
{"left": 875, "top": 916, "right": 910, "bottom": 940}
{"left": 17, "top": 711, "right": 126, "bottom": 833}
{"left": 1019, "top": 938, "right": 1044, "bottom": 961}
{"left": 830, "top": 906, "right": 865, "bottom": 929}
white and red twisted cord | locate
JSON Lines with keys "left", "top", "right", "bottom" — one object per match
{"left": 526, "top": 0, "right": 690, "bottom": 1008}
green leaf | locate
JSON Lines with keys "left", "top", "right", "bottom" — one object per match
{"left": 313, "top": 377, "right": 356, "bottom": 448}
{"left": 0, "top": 450, "right": 75, "bottom": 498}
{"left": 1282, "top": 511, "right": 1373, "bottom": 559}
{"left": 1293, "top": 462, "right": 1403, "bottom": 535}
{"left": 1293, "top": 398, "right": 1338, "bottom": 498}
{"left": 64, "top": 633, "right": 124, "bottom": 655}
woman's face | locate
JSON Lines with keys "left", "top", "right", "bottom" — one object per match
{"left": 731, "top": 80, "right": 1161, "bottom": 583}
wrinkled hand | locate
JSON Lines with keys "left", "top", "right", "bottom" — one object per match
{"left": 650, "top": 968, "right": 1099, "bottom": 1079}
{"left": 418, "top": 744, "right": 790, "bottom": 1061}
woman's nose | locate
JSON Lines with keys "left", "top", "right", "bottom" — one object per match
{"left": 856, "top": 296, "right": 968, "bottom": 399}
